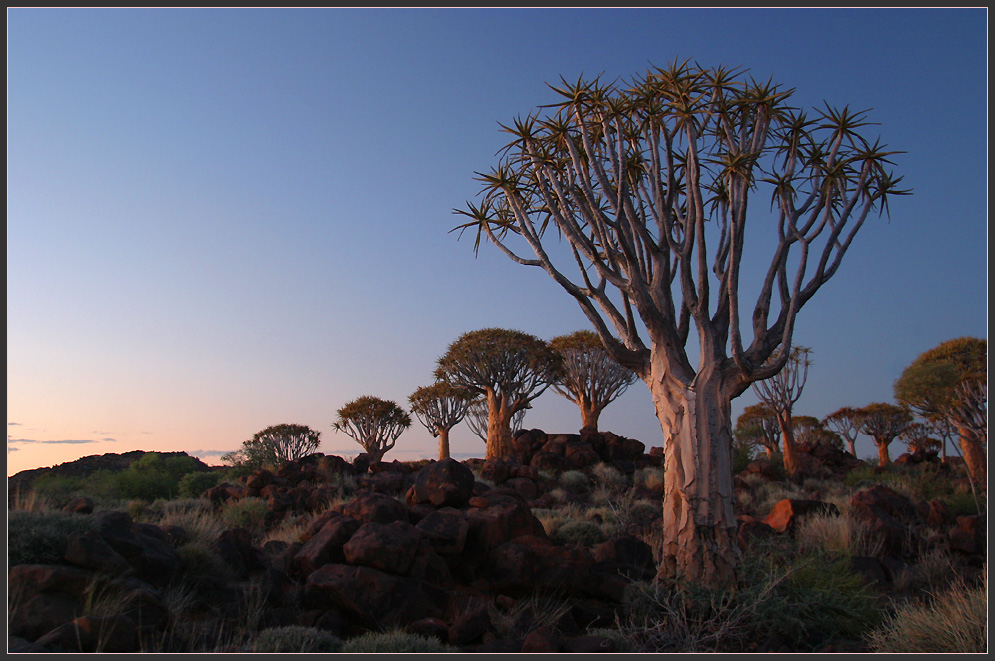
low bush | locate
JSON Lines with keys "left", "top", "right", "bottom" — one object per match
{"left": 178, "top": 471, "right": 222, "bottom": 498}
{"left": 8, "top": 510, "right": 97, "bottom": 566}
{"left": 251, "top": 626, "right": 343, "bottom": 653}
{"left": 552, "top": 519, "right": 606, "bottom": 547}
{"left": 340, "top": 630, "right": 457, "bottom": 653}
{"left": 220, "top": 497, "right": 269, "bottom": 534}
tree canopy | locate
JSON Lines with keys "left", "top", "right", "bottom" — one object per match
{"left": 550, "top": 330, "right": 636, "bottom": 432}
{"left": 333, "top": 396, "right": 411, "bottom": 463}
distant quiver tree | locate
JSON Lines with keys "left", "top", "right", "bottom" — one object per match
{"left": 823, "top": 406, "right": 863, "bottom": 457}
{"left": 409, "top": 382, "right": 475, "bottom": 460}
{"left": 751, "top": 346, "right": 813, "bottom": 478}
{"left": 550, "top": 330, "right": 637, "bottom": 433}
{"left": 454, "top": 60, "right": 906, "bottom": 587}
{"left": 734, "top": 403, "right": 781, "bottom": 459}
{"left": 333, "top": 396, "right": 411, "bottom": 463}
{"left": 857, "top": 402, "right": 912, "bottom": 467}
{"left": 435, "top": 328, "right": 559, "bottom": 459}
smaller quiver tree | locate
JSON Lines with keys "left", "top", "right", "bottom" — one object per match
{"left": 550, "top": 330, "right": 637, "bottom": 433}
{"left": 899, "top": 422, "right": 941, "bottom": 456}
{"left": 333, "top": 396, "right": 411, "bottom": 463}
{"left": 823, "top": 406, "right": 863, "bottom": 457}
{"left": 735, "top": 403, "right": 782, "bottom": 459}
{"left": 435, "top": 328, "right": 560, "bottom": 459}
{"left": 409, "top": 383, "right": 475, "bottom": 460}
{"left": 857, "top": 402, "right": 912, "bottom": 467}
{"left": 751, "top": 346, "right": 813, "bottom": 477}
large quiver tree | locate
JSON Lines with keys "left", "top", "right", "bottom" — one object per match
{"left": 550, "top": 330, "right": 637, "bottom": 432}
{"left": 456, "top": 60, "right": 906, "bottom": 588}
{"left": 435, "top": 328, "right": 560, "bottom": 459}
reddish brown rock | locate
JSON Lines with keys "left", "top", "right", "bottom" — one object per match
{"left": 850, "top": 485, "right": 922, "bottom": 558}
{"left": 415, "top": 507, "right": 470, "bottom": 555}
{"left": 63, "top": 530, "right": 132, "bottom": 576}
{"left": 763, "top": 499, "right": 839, "bottom": 534}
{"left": 294, "top": 514, "right": 361, "bottom": 575}
{"left": 35, "top": 614, "right": 140, "bottom": 653}
{"left": 522, "top": 625, "right": 562, "bottom": 652}
{"left": 61, "top": 496, "right": 95, "bottom": 515}
{"left": 448, "top": 605, "right": 494, "bottom": 646}
{"left": 406, "top": 458, "right": 476, "bottom": 507}
{"left": 336, "top": 490, "right": 409, "bottom": 524}
{"left": 464, "top": 493, "right": 547, "bottom": 554}
{"left": 343, "top": 520, "right": 422, "bottom": 575}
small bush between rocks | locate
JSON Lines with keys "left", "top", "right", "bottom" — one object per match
{"left": 220, "top": 497, "right": 269, "bottom": 534}
{"left": 8, "top": 509, "right": 97, "bottom": 566}
{"left": 251, "top": 626, "right": 343, "bottom": 653}
{"left": 552, "top": 519, "right": 607, "bottom": 546}
{"left": 340, "top": 630, "right": 458, "bottom": 653}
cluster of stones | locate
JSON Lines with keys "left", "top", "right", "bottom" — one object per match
{"left": 9, "top": 448, "right": 659, "bottom": 653}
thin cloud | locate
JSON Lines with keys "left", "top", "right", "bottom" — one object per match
{"left": 7, "top": 446, "right": 18, "bottom": 453}
{"left": 7, "top": 438, "right": 104, "bottom": 445}
{"left": 8, "top": 422, "right": 22, "bottom": 427}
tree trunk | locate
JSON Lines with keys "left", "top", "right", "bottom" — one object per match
{"left": 485, "top": 392, "right": 515, "bottom": 459}
{"left": 846, "top": 438, "right": 857, "bottom": 457}
{"left": 648, "top": 361, "right": 739, "bottom": 590}
{"left": 876, "top": 438, "right": 891, "bottom": 466}
{"left": 779, "top": 417, "right": 801, "bottom": 478}
{"left": 579, "top": 400, "right": 600, "bottom": 434}
{"left": 437, "top": 427, "right": 451, "bottom": 461}
{"left": 957, "top": 429, "right": 987, "bottom": 488}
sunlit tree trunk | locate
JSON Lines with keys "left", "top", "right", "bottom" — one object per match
{"left": 875, "top": 438, "right": 892, "bottom": 466}
{"left": 649, "top": 355, "right": 739, "bottom": 589}
{"left": 485, "top": 391, "right": 516, "bottom": 459}
{"left": 957, "top": 428, "right": 987, "bottom": 487}
{"left": 778, "top": 418, "right": 801, "bottom": 477}
{"left": 437, "top": 427, "right": 451, "bottom": 461}
{"left": 579, "top": 398, "right": 601, "bottom": 433}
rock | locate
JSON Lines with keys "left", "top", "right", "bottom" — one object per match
{"left": 464, "top": 493, "right": 547, "bottom": 555}
{"left": 950, "top": 515, "right": 986, "bottom": 555}
{"left": 212, "top": 528, "right": 265, "bottom": 579}
{"left": 737, "top": 516, "right": 776, "bottom": 550}
{"left": 304, "top": 563, "right": 446, "bottom": 631}
{"left": 406, "top": 458, "right": 476, "bottom": 507}
{"left": 343, "top": 521, "right": 422, "bottom": 575}
{"left": 448, "top": 605, "right": 495, "bottom": 646}
{"left": 850, "top": 485, "right": 921, "bottom": 558}
{"left": 407, "top": 617, "right": 449, "bottom": 642}
{"left": 591, "top": 535, "right": 655, "bottom": 580}
{"left": 35, "top": 614, "right": 139, "bottom": 653}
{"left": 295, "top": 514, "right": 361, "bottom": 575}
{"left": 8, "top": 592, "right": 81, "bottom": 642}
{"left": 415, "top": 507, "right": 470, "bottom": 555}
{"left": 63, "top": 530, "right": 132, "bottom": 576}
{"left": 336, "top": 490, "right": 409, "bottom": 525}
{"left": 762, "top": 499, "right": 839, "bottom": 534}
{"left": 522, "top": 624, "right": 562, "bottom": 652}
{"left": 61, "top": 496, "right": 95, "bottom": 514}
{"left": 479, "top": 457, "right": 517, "bottom": 485}
{"left": 529, "top": 451, "right": 574, "bottom": 473}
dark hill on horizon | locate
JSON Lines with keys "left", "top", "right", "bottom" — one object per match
{"left": 7, "top": 450, "right": 214, "bottom": 497}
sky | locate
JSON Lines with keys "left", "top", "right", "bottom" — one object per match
{"left": 7, "top": 8, "right": 988, "bottom": 477}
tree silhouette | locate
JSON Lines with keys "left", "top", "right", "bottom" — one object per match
{"left": 857, "top": 402, "right": 912, "bottom": 467}
{"left": 333, "top": 396, "right": 411, "bottom": 463}
{"left": 455, "top": 61, "right": 906, "bottom": 586}
{"left": 223, "top": 423, "right": 321, "bottom": 471}
{"left": 409, "top": 383, "right": 474, "bottom": 460}
{"left": 751, "top": 346, "right": 813, "bottom": 478}
{"left": 550, "top": 330, "right": 637, "bottom": 432}
{"left": 435, "top": 328, "right": 559, "bottom": 459}
{"left": 735, "top": 403, "right": 781, "bottom": 459}
{"left": 823, "top": 406, "right": 862, "bottom": 457}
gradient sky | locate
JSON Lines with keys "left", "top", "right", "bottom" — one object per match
{"left": 7, "top": 8, "right": 988, "bottom": 476}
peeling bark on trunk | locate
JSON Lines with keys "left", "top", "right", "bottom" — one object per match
{"left": 579, "top": 401, "right": 601, "bottom": 434}
{"left": 437, "top": 427, "right": 451, "bottom": 461}
{"left": 778, "top": 418, "right": 801, "bottom": 478}
{"left": 876, "top": 438, "right": 891, "bottom": 466}
{"left": 846, "top": 439, "right": 857, "bottom": 457}
{"left": 957, "top": 429, "right": 987, "bottom": 488}
{"left": 648, "top": 360, "right": 739, "bottom": 590}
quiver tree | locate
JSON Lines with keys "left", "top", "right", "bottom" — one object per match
{"left": 435, "top": 328, "right": 559, "bottom": 459}
{"left": 224, "top": 423, "right": 322, "bottom": 471}
{"left": 751, "top": 347, "right": 813, "bottom": 478}
{"left": 455, "top": 60, "right": 906, "bottom": 588}
{"left": 894, "top": 337, "right": 987, "bottom": 484}
{"left": 899, "top": 422, "right": 941, "bottom": 455}
{"left": 823, "top": 406, "right": 862, "bottom": 457}
{"left": 857, "top": 402, "right": 912, "bottom": 467}
{"left": 409, "top": 383, "right": 475, "bottom": 460}
{"left": 464, "top": 397, "right": 526, "bottom": 443}
{"left": 550, "top": 330, "right": 637, "bottom": 432}
{"left": 735, "top": 403, "right": 781, "bottom": 459}
{"left": 333, "top": 396, "right": 411, "bottom": 463}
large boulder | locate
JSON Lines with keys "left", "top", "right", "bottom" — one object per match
{"left": 406, "top": 458, "right": 476, "bottom": 508}
{"left": 342, "top": 521, "right": 422, "bottom": 575}
{"left": 849, "top": 485, "right": 921, "bottom": 558}
{"left": 294, "top": 514, "right": 362, "bottom": 575}
{"left": 336, "top": 490, "right": 409, "bottom": 525}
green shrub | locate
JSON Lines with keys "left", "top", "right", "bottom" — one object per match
{"left": 8, "top": 510, "right": 97, "bottom": 566}
{"left": 552, "top": 519, "right": 607, "bottom": 547}
{"left": 178, "top": 471, "right": 222, "bottom": 498}
{"left": 220, "top": 497, "right": 269, "bottom": 534}
{"left": 252, "top": 626, "right": 343, "bottom": 653}
{"left": 866, "top": 578, "right": 987, "bottom": 652}
{"left": 590, "top": 463, "right": 627, "bottom": 492}
{"left": 340, "top": 630, "right": 457, "bottom": 653}
{"left": 558, "top": 469, "right": 591, "bottom": 494}
{"left": 29, "top": 473, "right": 91, "bottom": 504}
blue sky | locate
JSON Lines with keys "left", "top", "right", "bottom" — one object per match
{"left": 7, "top": 8, "right": 988, "bottom": 475}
